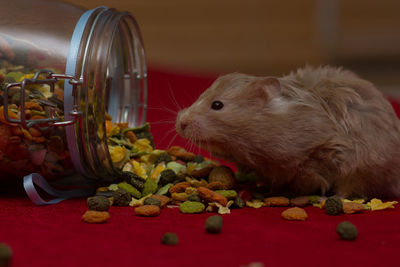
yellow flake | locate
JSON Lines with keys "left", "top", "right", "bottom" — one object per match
{"left": 18, "top": 73, "right": 42, "bottom": 90}
{"left": 133, "top": 138, "right": 153, "bottom": 153}
{"left": 185, "top": 187, "right": 198, "bottom": 195}
{"left": 140, "top": 154, "right": 151, "bottom": 163}
{"left": 147, "top": 149, "right": 166, "bottom": 163}
{"left": 343, "top": 199, "right": 365, "bottom": 204}
{"left": 185, "top": 177, "right": 208, "bottom": 188}
{"left": 366, "top": 198, "right": 398, "bottom": 211}
{"left": 246, "top": 200, "right": 264, "bottom": 208}
{"left": 208, "top": 200, "right": 233, "bottom": 214}
{"left": 108, "top": 145, "right": 126, "bottom": 163}
{"left": 149, "top": 162, "right": 166, "bottom": 182}
{"left": 312, "top": 199, "right": 326, "bottom": 209}
{"left": 129, "top": 194, "right": 152, "bottom": 207}
{"left": 122, "top": 162, "right": 133, "bottom": 172}
{"left": 186, "top": 162, "right": 196, "bottom": 174}
{"left": 171, "top": 192, "right": 188, "bottom": 202}
{"left": 130, "top": 159, "right": 148, "bottom": 179}
{"left": 18, "top": 73, "right": 35, "bottom": 81}
{"left": 107, "top": 124, "right": 120, "bottom": 137}
{"left": 37, "top": 84, "right": 52, "bottom": 98}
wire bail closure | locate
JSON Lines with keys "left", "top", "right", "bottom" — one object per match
{"left": 3, "top": 69, "right": 82, "bottom": 131}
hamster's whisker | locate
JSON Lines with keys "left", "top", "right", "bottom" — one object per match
{"left": 147, "top": 119, "right": 176, "bottom": 126}
{"left": 155, "top": 125, "right": 178, "bottom": 149}
{"left": 184, "top": 137, "right": 195, "bottom": 153}
{"left": 147, "top": 106, "right": 178, "bottom": 116}
{"left": 166, "top": 132, "right": 179, "bottom": 151}
{"left": 167, "top": 84, "right": 183, "bottom": 111}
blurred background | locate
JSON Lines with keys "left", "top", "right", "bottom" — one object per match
{"left": 63, "top": 0, "right": 400, "bottom": 97}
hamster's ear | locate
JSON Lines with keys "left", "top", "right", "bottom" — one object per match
{"left": 248, "top": 77, "right": 281, "bottom": 101}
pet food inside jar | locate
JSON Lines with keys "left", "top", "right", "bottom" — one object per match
{"left": 0, "top": 0, "right": 147, "bottom": 186}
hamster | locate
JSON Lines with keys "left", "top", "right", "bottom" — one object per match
{"left": 175, "top": 65, "right": 400, "bottom": 198}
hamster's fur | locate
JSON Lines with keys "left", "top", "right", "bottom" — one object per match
{"left": 176, "top": 66, "right": 400, "bottom": 198}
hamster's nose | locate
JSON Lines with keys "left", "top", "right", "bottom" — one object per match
{"left": 180, "top": 122, "right": 188, "bottom": 131}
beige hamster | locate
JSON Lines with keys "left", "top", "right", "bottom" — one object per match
{"left": 176, "top": 66, "right": 400, "bottom": 198}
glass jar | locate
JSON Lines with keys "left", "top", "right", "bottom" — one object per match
{"left": 0, "top": 0, "right": 147, "bottom": 185}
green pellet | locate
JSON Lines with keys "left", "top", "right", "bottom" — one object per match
{"left": 143, "top": 197, "right": 162, "bottom": 207}
{"left": 161, "top": 232, "right": 179, "bottom": 245}
{"left": 87, "top": 196, "right": 110, "bottom": 211}
{"left": 337, "top": 221, "right": 358, "bottom": 240}
{"left": 325, "top": 196, "right": 343, "bottom": 215}
{"left": 179, "top": 201, "right": 205, "bottom": 214}
{"left": 308, "top": 195, "right": 321, "bottom": 204}
{"left": 142, "top": 178, "right": 158, "bottom": 197}
{"left": 156, "top": 183, "right": 173, "bottom": 195}
{"left": 118, "top": 182, "right": 141, "bottom": 199}
{"left": 108, "top": 184, "right": 119, "bottom": 191}
{"left": 232, "top": 195, "right": 245, "bottom": 209}
{"left": 252, "top": 192, "right": 265, "bottom": 201}
{"left": 205, "top": 215, "right": 223, "bottom": 234}
{"left": 215, "top": 190, "right": 237, "bottom": 199}
{"left": 0, "top": 243, "right": 12, "bottom": 266}
{"left": 187, "top": 194, "right": 202, "bottom": 202}
{"left": 113, "top": 188, "right": 132, "bottom": 206}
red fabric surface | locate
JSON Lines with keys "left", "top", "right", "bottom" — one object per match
{"left": 1, "top": 68, "right": 400, "bottom": 267}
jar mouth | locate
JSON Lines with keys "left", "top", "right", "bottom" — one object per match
{"left": 105, "top": 13, "right": 147, "bottom": 128}
{"left": 69, "top": 7, "right": 147, "bottom": 182}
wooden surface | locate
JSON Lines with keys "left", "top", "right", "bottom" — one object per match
{"left": 60, "top": 0, "right": 400, "bottom": 95}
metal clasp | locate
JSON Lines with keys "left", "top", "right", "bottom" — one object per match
{"left": 3, "top": 69, "right": 82, "bottom": 131}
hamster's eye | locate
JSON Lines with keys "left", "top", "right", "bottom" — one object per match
{"left": 211, "top": 100, "right": 224, "bottom": 110}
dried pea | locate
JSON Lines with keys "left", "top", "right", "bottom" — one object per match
{"left": 337, "top": 221, "right": 358, "bottom": 240}
{"left": 143, "top": 197, "right": 162, "bottom": 207}
{"left": 325, "top": 196, "right": 343, "bottom": 215}
{"left": 121, "top": 171, "right": 145, "bottom": 190}
{"left": 205, "top": 215, "right": 223, "bottom": 234}
{"left": 187, "top": 194, "right": 202, "bottom": 202}
{"left": 87, "top": 196, "right": 110, "bottom": 211}
{"left": 161, "top": 232, "right": 179, "bottom": 245}
{"left": 0, "top": 243, "right": 12, "bottom": 266}
{"left": 113, "top": 188, "right": 132, "bottom": 206}
{"left": 95, "top": 190, "right": 114, "bottom": 198}
{"left": 159, "top": 169, "right": 177, "bottom": 186}
{"left": 150, "top": 195, "right": 171, "bottom": 207}
{"left": 154, "top": 153, "right": 172, "bottom": 166}
{"left": 179, "top": 201, "right": 205, "bottom": 214}
{"left": 232, "top": 196, "right": 245, "bottom": 209}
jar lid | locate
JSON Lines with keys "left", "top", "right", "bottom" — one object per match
{"left": 64, "top": 7, "right": 107, "bottom": 177}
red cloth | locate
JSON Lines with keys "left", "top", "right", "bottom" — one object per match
{"left": 1, "top": 68, "right": 400, "bottom": 267}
